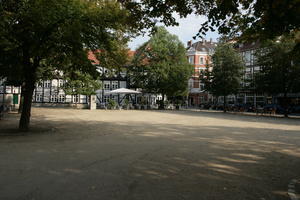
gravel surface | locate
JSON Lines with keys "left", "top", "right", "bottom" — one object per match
{"left": 0, "top": 108, "right": 300, "bottom": 200}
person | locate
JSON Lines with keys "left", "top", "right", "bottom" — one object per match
{"left": 0, "top": 104, "right": 4, "bottom": 120}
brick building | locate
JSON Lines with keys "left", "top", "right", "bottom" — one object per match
{"left": 186, "top": 39, "right": 217, "bottom": 106}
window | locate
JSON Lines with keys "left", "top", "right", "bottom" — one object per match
{"left": 199, "top": 57, "right": 204, "bottom": 64}
{"left": 244, "top": 51, "right": 251, "bottom": 66}
{"left": 37, "top": 82, "right": 43, "bottom": 88}
{"left": 58, "top": 94, "right": 65, "bottom": 102}
{"left": 51, "top": 95, "right": 58, "bottom": 102}
{"left": 73, "top": 95, "right": 80, "bottom": 103}
{"left": 104, "top": 95, "right": 109, "bottom": 103}
{"left": 58, "top": 80, "right": 64, "bottom": 87}
{"left": 43, "top": 80, "right": 51, "bottom": 88}
{"left": 188, "top": 56, "right": 194, "bottom": 64}
{"left": 104, "top": 83, "right": 110, "bottom": 90}
{"left": 36, "top": 94, "right": 42, "bottom": 102}
{"left": 112, "top": 82, "right": 118, "bottom": 89}
{"left": 200, "top": 83, "right": 205, "bottom": 91}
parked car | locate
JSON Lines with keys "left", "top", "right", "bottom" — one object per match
{"left": 290, "top": 105, "right": 300, "bottom": 114}
{"left": 263, "top": 104, "right": 286, "bottom": 114}
{"left": 233, "top": 103, "right": 255, "bottom": 112}
{"left": 199, "top": 103, "right": 213, "bottom": 109}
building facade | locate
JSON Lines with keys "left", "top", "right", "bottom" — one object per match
{"left": 186, "top": 39, "right": 216, "bottom": 106}
{"left": 1, "top": 50, "right": 161, "bottom": 109}
{"left": 0, "top": 79, "right": 21, "bottom": 110}
{"left": 236, "top": 42, "right": 266, "bottom": 107}
{"left": 237, "top": 42, "right": 300, "bottom": 107}
{"left": 32, "top": 79, "right": 90, "bottom": 108}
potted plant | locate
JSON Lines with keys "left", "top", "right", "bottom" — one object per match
{"left": 107, "top": 99, "right": 117, "bottom": 110}
{"left": 123, "top": 99, "right": 130, "bottom": 110}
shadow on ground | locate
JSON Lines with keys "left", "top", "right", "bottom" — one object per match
{"left": 0, "top": 109, "right": 299, "bottom": 200}
{"left": 149, "top": 109, "right": 300, "bottom": 126}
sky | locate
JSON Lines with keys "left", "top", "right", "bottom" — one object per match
{"left": 128, "top": 14, "right": 219, "bottom": 50}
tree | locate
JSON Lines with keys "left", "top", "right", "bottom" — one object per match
{"left": 255, "top": 36, "right": 300, "bottom": 117}
{"left": 0, "top": 0, "right": 136, "bottom": 131}
{"left": 130, "top": 27, "right": 193, "bottom": 109}
{"left": 201, "top": 43, "right": 244, "bottom": 112}
{"left": 120, "top": 0, "right": 300, "bottom": 44}
{"left": 62, "top": 71, "right": 101, "bottom": 97}
{"left": 96, "top": 32, "right": 130, "bottom": 78}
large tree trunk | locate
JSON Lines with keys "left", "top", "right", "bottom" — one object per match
{"left": 18, "top": 48, "right": 37, "bottom": 132}
{"left": 19, "top": 80, "right": 35, "bottom": 132}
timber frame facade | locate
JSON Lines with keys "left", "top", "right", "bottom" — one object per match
{"left": 0, "top": 79, "right": 21, "bottom": 110}
{"left": 32, "top": 79, "right": 89, "bottom": 107}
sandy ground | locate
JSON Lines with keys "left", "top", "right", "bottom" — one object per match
{"left": 0, "top": 108, "right": 300, "bottom": 200}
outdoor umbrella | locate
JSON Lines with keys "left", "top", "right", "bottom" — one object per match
{"left": 105, "top": 88, "right": 141, "bottom": 95}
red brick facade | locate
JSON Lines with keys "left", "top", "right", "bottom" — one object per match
{"left": 186, "top": 40, "right": 216, "bottom": 106}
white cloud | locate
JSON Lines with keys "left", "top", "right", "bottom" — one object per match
{"left": 128, "top": 14, "right": 219, "bottom": 50}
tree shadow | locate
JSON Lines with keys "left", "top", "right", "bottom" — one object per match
{"left": 0, "top": 109, "right": 299, "bottom": 199}
{"left": 148, "top": 109, "right": 300, "bottom": 126}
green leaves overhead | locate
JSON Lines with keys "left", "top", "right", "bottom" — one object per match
{"left": 0, "top": 0, "right": 138, "bottom": 130}
{"left": 95, "top": 32, "right": 130, "bottom": 76}
{"left": 119, "top": 0, "right": 300, "bottom": 41}
{"left": 0, "top": 0, "right": 134, "bottom": 81}
{"left": 130, "top": 26, "right": 193, "bottom": 98}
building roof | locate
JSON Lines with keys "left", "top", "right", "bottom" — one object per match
{"left": 88, "top": 50, "right": 100, "bottom": 65}
{"left": 88, "top": 50, "right": 136, "bottom": 65}
{"left": 188, "top": 40, "right": 217, "bottom": 52}
{"left": 237, "top": 41, "right": 260, "bottom": 52}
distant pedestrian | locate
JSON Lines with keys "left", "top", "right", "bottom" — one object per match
{"left": 0, "top": 104, "right": 4, "bottom": 120}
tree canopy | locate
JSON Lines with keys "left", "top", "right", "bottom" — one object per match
{"left": 255, "top": 36, "right": 300, "bottom": 115}
{"left": 130, "top": 27, "right": 193, "bottom": 108}
{"left": 201, "top": 43, "right": 244, "bottom": 111}
{"left": 95, "top": 32, "right": 130, "bottom": 78}
{"left": 0, "top": 0, "right": 137, "bottom": 131}
{"left": 120, "top": 0, "right": 300, "bottom": 42}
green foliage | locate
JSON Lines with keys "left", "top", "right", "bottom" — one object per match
{"left": 62, "top": 71, "right": 101, "bottom": 96}
{"left": 139, "top": 96, "right": 147, "bottom": 105}
{"left": 124, "top": 99, "right": 129, "bottom": 106}
{"left": 0, "top": 0, "right": 138, "bottom": 130}
{"left": 130, "top": 26, "right": 193, "bottom": 98}
{"left": 255, "top": 37, "right": 300, "bottom": 96}
{"left": 120, "top": 0, "right": 300, "bottom": 42}
{"left": 201, "top": 43, "right": 244, "bottom": 97}
{"left": 0, "top": 0, "right": 134, "bottom": 81}
{"left": 108, "top": 99, "right": 117, "bottom": 109}
{"left": 96, "top": 32, "right": 130, "bottom": 77}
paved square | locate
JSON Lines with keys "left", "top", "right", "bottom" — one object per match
{"left": 0, "top": 108, "right": 300, "bottom": 200}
